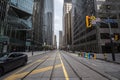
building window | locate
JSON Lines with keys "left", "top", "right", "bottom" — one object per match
{"left": 100, "top": 23, "right": 109, "bottom": 28}
{"left": 100, "top": 33, "right": 110, "bottom": 39}
{"left": 110, "top": 23, "right": 118, "bottom": 28}
{"left": 86, "top": 34, "right": 96, "bottom": 42}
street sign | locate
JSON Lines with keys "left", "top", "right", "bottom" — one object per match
{"left": 91, "top": 18, "right": 101, "bottom": 25}
{"left": 95, "top": 18, "right": 101, "bottom": 22}
{"left": 104, "top": 19, "right": 116, "bottom": 23}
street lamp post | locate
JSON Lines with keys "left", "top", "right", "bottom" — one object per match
{"left": 106, "top": 5, "right": 115, "bottom": 61}
{"left": 107, "top": 17, "right": 115, "bottom": 61}
{"left": 94, "top": 17, "right": 115, "bottom": 61}
{"left": 31, "top": 29, "right": 34, "bottom": 56}
{"left": 44, "top": 42, "right": 46, "bottom": 54}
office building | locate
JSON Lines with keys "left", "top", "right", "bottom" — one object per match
{"left": 33, "top": 0, "right": 45, "bottom": 50}
{"left": 44, "top": 0, "right": 54, "bottom": 47}
{"left": 0, "top": 0, "right": 33, "bottom": 52}
{"left": 72, "top": 0, "right": 120, "bottom": 53}
{"left": 59, "top": 31, "right": 63, "bottom": 49}
{"left": 63, "top": 0, "right": 72, "bottom": 49}
{"left": 53, "top": 35, "right": 57, "bottom": 49}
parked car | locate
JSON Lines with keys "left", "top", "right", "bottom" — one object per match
{"left": 0, "top": 52, "right": 28, "bottom": 76}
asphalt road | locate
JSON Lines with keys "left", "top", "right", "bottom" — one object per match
{"left": 0, "top": 50, "right": 119, "bottom": 80}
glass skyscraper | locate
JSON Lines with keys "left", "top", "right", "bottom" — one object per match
{"left": 10, "top": 0, "right": 33, "bottom": 14}
{"left": 0, "top": 0, "right": 34, "bottom": 52}
{"left": 44, "top": 0, "right": 54, "bottom": 46}
{"left": 32, "top": 0, "right": 45, "bottom": 50}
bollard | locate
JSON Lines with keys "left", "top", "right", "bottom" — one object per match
{"left": 84, "top": 53, "right": 86, "bottom": 58}
{"left": 78, "top": 53, "right": 80, "bottom": 56}
{"left": 80, "top": 52, "right": 82, "bottom": 57}
{"left": 94, "top": 53, "right": 96, "bottom": 60}
{"left": 81, "top": 52, "right": 83, "bottom": 57}
{"left": 88, "top": 53, "right": 90, "bottom": 59}
{"left": 103, "top": 53, "right": 107, "bottom": 60}
{"left": 86, "top": 53, "right": 88, "bottom": 58}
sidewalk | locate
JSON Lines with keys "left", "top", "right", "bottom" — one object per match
{"left": 22, "top": 51, "right": 48, "bottom": 57}
{"left": 66, "top": 51, "right": 120, "bottom": 80}
{"left": 71, "top": 51, "right": 120, "bottom": 64}
{"left": 79, "top": 56, "right": 120, "bottom": 80}
{"left": 96, "top": 53, "right": 120, "bottom": 64}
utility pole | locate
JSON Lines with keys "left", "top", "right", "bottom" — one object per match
{"left": 32, "top": 29, "right": 34, "bottom": 56}
{"left": 107, "top": 17, "right": 115, "bottom": 61}
{"left": 107, "top": 5, "right": 115, "bottom": 61}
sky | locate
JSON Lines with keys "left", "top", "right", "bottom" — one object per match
{"left": 54, "top": 0, "right": 63, "bottom": 46}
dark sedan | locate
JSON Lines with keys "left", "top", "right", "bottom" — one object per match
{"left": 0, "top": 52, "right": 28, "bottom": 76}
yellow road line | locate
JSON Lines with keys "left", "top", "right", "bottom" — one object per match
{"left": 47, "top": 57, "right": 59, "bottom": 60}
{"left": 30, "top": 64, "right": 61, "bottom": 75}
{"left": 59, "top": 53, "right": 69, "bottom": 80}
{"left": 4, "top": 64, "right": 62, "bottom": 80}
{"left": 4, "top": 56, "right": 48, "bottom": 80}
{"left": 16, "top": 55, "right": 48, "bottom": 74}
{"left": 16, "top": 59, "right": 43, "bottom": 74}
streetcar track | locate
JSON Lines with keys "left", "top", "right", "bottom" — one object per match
{"left": 49, "top": 52, "right": 57, "bottom": 80}
{"left": 21, "top": 57, "right": 49, "bottom": 80}
{"left": 20, "top": 54, "right": 52, "bottom": 80}
{"left": 21, "top": 52, "right": 58, "bottom": 80}
{"left": 60, "top": 52, "right": 82, "bottom": 80}
{"left": 63, "top": 51, "right": 112, "bottom": 80}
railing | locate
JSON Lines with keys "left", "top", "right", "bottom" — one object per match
{"left": 7, "top": 16, "right": 30, "bottom": 28}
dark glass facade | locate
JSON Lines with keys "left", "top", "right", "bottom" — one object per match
{"left": 32, "top": 0, "right": 45, "bottom": 50}
{"left": 44, "top": 0, "right": 54, "bottom": 47}
{"left": 0, "top": 0, "right": 33, "bottom": 52}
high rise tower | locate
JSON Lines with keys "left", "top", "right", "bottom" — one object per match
{"left": 44, "top": 0, "right": 54, "bottom": 47}
{"left": 63, "top": 0, "right": 72, "bottom": 50}
{"left": 33, "top": 0, "right": 45, "bottom": 50}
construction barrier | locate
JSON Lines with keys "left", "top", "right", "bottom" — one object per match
{"left": 78, "top": 52, "right": 97, "bottom": 60}
{"left": 88, "top": 53, "right": 90, "bottom": 59}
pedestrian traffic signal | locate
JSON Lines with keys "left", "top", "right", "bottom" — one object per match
{"left": 114, "top": 34, "right": 119, "bottom": 41}
{"left": 86, "top": 16, "right": 92, "bottom": 28}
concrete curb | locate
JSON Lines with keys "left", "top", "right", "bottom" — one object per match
{"left": 97, "top": 58, "right": 120, "bottom": 65}
{"left": 68, "top": 52, "right": 119, "bottom": 80}
{"left": 78, "top": 58, "right": 119, "bottom": 80}
{"left": 22, "top": 51, "right": 48, "bottom": 57}
{"left": 73, "top": 52, "right": 120, "bottom": 64}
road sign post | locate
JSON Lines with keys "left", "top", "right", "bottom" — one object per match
{"left": 104, "top": 17, "right": 115, "bottom": 61}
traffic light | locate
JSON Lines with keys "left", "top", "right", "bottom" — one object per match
{"left": 114, "top": 34, "right": 119, "bottom": 41}
{"left": 86, "top": 16, "right": 92, "bottom": 28}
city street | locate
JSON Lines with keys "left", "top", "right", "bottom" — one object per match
{"left": 1, "top": 0, "right": 120, "bottom": 80}
{"left": 0, "top": 50, "right": 120, "bottom": 80}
